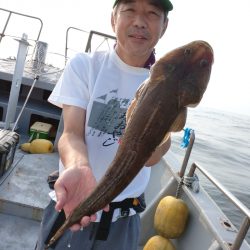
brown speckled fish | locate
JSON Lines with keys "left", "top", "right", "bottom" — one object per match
{"left": 45, "top": 40, "right": 214, "bottom": 249}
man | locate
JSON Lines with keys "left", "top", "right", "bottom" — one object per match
{"left": 36, "top": 0, "right": 173, "bottom": 249}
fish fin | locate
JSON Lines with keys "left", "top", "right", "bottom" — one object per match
{"left": 170, "top": 107, "right": 187, "bottom": 132}
{"left": 158, "top": 132, "right": 171, "bottom": 147}
{"left": 158, "top": 108, "right": 186, "bottom": 146}
{"left": 126, "top": 80, "right": 148, "bottom": 124}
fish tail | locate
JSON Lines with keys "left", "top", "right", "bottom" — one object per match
{"left": 45, "top": 220, "right": 69, "bottom": 249}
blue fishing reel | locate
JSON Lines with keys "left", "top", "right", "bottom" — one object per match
{"left": 181, "top": 127, "right": 193, "bottom": 148}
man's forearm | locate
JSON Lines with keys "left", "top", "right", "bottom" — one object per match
{"left": 58, "top": 132, "right": 90, "bottom": 169}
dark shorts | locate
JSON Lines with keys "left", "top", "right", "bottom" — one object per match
{"left": 35, "top": 200, "right": 141, "bottom": 250}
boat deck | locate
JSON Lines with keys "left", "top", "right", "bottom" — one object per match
{"left": 0, "top": 213, "right": 41, "bottom": 250}
{"left": 0, "top": 58, "right": 61, "bottom": 90}
{"left": 0, "top": 148, "right": 59, "bottom": 250}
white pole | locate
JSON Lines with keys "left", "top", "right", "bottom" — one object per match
{"left": 4, "top": 33, "right": 29, "bottom": 130}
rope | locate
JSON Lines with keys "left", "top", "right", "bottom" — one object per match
{"left": 175, "top": 173, "right": 200, "bottom": 198}
{"left": 11, "top": 75, "right": 39, "bottom": 132}
{"left": 175, "top": 177, "right": 184, "bottom": 198}
{"left": 183, "top": 173, "right": 200, "bottom": 193}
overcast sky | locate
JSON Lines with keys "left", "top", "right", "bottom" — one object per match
{"left": 0, "top": 0, "right": 250, "bottom": 116}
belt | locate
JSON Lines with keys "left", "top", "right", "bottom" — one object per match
{"left": 95, "top": 194, "right": 146, "bottom": 241}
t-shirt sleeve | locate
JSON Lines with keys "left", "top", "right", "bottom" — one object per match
{"left": 48, "top": 53, "right": 90, "bottom": 109}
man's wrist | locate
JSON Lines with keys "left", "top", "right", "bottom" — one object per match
{"left": 64, "top": 161, "right": 90, "bottom": 170}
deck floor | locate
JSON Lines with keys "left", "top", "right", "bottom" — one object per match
{"left": 0, "top": 150, "right": 58, "bottom": 211}
{"left": 0, "top": 150, "right": 59, "bottom": 250}
{"left": 0, "top": 213, "right": 41, "bottom": 250}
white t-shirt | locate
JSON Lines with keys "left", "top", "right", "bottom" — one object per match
{"left": 48, "top": 48, "right": 151, "bottom": 220}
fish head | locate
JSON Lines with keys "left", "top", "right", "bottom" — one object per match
{"left": 150, "top": 40, "right": 214, "bottom": 108}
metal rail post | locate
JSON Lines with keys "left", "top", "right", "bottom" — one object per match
{"left": 4, "top": 33, "right": 29, "bottom": 130}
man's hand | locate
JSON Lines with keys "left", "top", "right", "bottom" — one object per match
{"left": 54, "top": 166, "right": 109, "bottom": 231}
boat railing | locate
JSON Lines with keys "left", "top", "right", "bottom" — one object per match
{"left": 65, "top": 27, "right": 88, "bottom": 65}
{"left": 84, "top": 30, "right": 116, "bottom": 52}
{"left": 65, "top": 27, "right": 116, "bottom": 65}
{"left": 179, "top": 129, "right": 195, "bottom": 178}
{"left": 187, "top": 161, "right": 250, "bottom": 250}
{"left": 0, "top": 7, "right": 43, "bottom": 50}
{"left": 176, "top": 130, "right": 249, "bottom": 249}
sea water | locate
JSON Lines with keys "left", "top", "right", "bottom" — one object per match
{"left": 170, "top": 106, "right": 250, "bottom": 244}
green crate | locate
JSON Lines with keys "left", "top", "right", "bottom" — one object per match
{"left": 29, "top": 122, "right": 52, "bottom": 141}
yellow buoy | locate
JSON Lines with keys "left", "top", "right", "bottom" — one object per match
{"left": 143, "top": 235, "right": 176, "bottom": 250}
{"left": 20, "top": 139, "right": 53, "bottom": 154}
{"left": 20, "top": 142, "right": 31, "bottom": 152}
{"left": 154, "top": 196, "right": 189, "bottom": 239}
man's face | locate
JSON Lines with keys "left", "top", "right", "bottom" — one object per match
{"left": 111, "top": 0, "right": 168, "bottom": 66}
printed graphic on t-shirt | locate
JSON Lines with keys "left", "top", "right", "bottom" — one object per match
{"left": 87, "top": 89, "right": 131, "bottom": 147}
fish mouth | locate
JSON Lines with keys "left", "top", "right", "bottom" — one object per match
{"left": 189, "top": 41, "right": 214, "bottom": 66}
{"left": 198, "top": 40, "right": 214, "bottom": 64}
{"left": 199, "top": 40, "right": 213, "bottom": 51}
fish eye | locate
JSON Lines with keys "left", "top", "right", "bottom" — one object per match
{"left": 184, "top": 48, "right": 192, "bottom": 56}
{"left": 200, "top": 59, "right": 208, "bottom": 67}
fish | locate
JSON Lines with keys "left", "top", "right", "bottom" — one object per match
{"left": 45, "top": 40, "right": 214, "bottom": 249}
